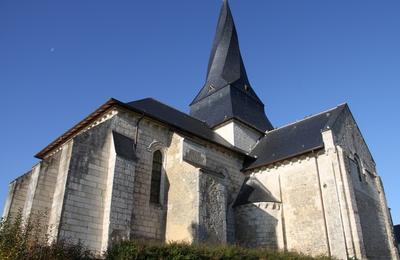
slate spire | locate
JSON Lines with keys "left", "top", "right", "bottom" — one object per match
{"left": 190, "top": 0, "right": 273, "bottom": 132}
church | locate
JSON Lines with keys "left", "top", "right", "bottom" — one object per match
{"left": 2, "top": 1, "right": 398, "bottom": 259}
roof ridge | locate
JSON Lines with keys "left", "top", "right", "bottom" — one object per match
{"left": 266, "top": 103, "right": 347, "bottom": 134}
{"left": 128, "top": 97, "right": 211, "bottom": 127}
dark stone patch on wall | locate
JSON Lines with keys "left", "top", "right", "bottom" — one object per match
{"left": 198, "top": 172, "right": 227, "bottom": 243}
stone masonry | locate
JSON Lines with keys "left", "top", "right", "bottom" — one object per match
{"left": 2, "top": 1, "right": 398, "bottom": 259}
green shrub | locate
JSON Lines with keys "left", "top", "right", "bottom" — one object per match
{"left": 106, "top": 240, "right": 333, "bottom": 260}
{"left": 0, "top": 211, "right": 93, "bottom": 260}
{"left": 0, "top": 211, "right": 332, "bottom": 259}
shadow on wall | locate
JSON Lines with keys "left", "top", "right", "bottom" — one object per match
{"left": 126, "top": 130, "right": 174, "bottom": 243}
{"left": 161, "top": 169, "right": 170, "bottom": 241}
{"left": 235, "top": 202, "right": 280, "bottom": 249}
{"left": 189, "top": 221, "right": 223, "bottom": 245}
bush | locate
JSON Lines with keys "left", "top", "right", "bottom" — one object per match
{"left": 106, "top": 240, "right": 332, "bottom": 260}
{"left": 0, "top": 211, "right": 93, "bottom": 260}
{"left": 0, "top": 211, "right": 332, "bottom": 259}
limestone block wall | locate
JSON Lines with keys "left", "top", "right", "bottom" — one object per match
{"left": 48, "top": 141, "right": 73, "bottom": 241}
{"left": 165, "top": 134, "right": 200, "bottom": 243}
{"left": 57, "top": 111, "right": 141, "bottom": 252}
{"left": 235, "top": 202, "right": 283, "bottom": 249}
{"left": 332, "top": 109, "right": 398, "bottom": 259}
{"left": 102, "top": 154, "right": 136, "bottom": 251}
{"left": 2, "top": 171, "right": 31, "bottom": 219}
{"left": 28, "top": 151, "right": 62, "bottom": 235}
{"left": 127, "top": 115, "right": 172, "bottom": 241}
{"left": 181, "top": 136, "right": 245, "bottom": 243}
{"left": 101, "top": 116, "right": 137, "bottom": 251}
{"left": 2, "top": 142, "right": 72, "bottom": 241}
{"left": 22, "top": 164, "right": 40, "bottom": 220}
{"left": 165, "top": 133, "right": 245, "bottom": 244}
{"left": 314, "top": 143, "right": 348, "bottom": 259}
{"left": 58, "top": 119, "right": 114, "bottom": 251}
{"left": 246, "top": 151, "right": 349, "bottom": 258}
{"left": 279, "top": 155, "right": 330, "bottom": 256}
{"left": 214, "top": 121, "right": 262, "bottom": 153}
{"left": 197, "top": 140, "right": 245, "bottom": 243}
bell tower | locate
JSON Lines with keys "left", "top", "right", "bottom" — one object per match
{"left": 189, "top": 0, "right": 273, "bottom": 152}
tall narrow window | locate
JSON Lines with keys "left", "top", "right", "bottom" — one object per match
{"left": 349, "top": 155, "right": 363, "bottom": 182}
{"left": 150, "top": 150, "right": 162, "bottom": 204}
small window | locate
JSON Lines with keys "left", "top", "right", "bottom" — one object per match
{"left": 349, "top": 155, "right": 363, "bottom": 182}
{"left": 150, "top": 150, "right": 162, "bottom": 204}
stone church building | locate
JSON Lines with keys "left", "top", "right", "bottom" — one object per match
{"left": 2, "top": 1, "right": 399, "bottom": 259}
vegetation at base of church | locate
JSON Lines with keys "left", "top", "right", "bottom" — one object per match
{"left": 106, "top": 240, "right": 333, "bottom": 260}
{"left": 0, "top": 211, "right": 93, "bottom": 260}
{"left": 0, "top": 212, "right": 332, "bottom": 260}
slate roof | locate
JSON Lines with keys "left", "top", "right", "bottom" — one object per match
{"left": 112, "top": 131, "right": 137, "bottom": 161}
{"left": 245, "top": 104, "right": 348, "bottom": 170}
{"left": 189, "top": 0, "right": 273, "bottom": 132}
{"left": 123, "top": 98, "right": 248, "bottom": 155}
{"left": 36, "top": 98, "right": 249, "bottom": 159}
{"left": 233, "top": 177, "right": 280, "bottom": 207}
{"left": 191, "top": 0, "right": 260, "bottom": 105}
{"left": 394, "top": 225, "right": 400, "bottom": 245}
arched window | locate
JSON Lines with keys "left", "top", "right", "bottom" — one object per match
{"left": 350, "top": 155, "right": 363, "bottom": 182}
{"left": 150, "top": 150, "right": 162, "bottom": 204}
{"left": 354, "top": 155, "right": 363, "bottom": 182}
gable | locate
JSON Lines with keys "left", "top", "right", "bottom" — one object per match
{"left": 330, "top": 105, "right": 375, "bottom": 169}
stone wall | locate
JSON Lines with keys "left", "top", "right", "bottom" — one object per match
{"left": 2, "top": 171, "right": 31, "bottom": 219}
{"left": 198, "top": 171, "right": 227, "bottom": 243}
{"left": 22, "top": 164, "right": 40, "bottom": 221}
{"left": 164, "top": 134, "right": 245, "bottom": 244}
{"left": 332, "top": 108, "right": 397, "bottom": 259}
{"left": 245, "top": 151, "right": 348, "bottom": 258}
{"left": 47, "top": 141, "right": 73, "bottom": 241}
{"left": 181, "top": 137, "right": 245, "bottom": 243}
{"left": 214, "top": 121, "right": 262, "bottom": 153}
{"left": 58, "top": 119, "right": 113, "bottom": 251}
{"left": 3, "top": 106, "right": 246, "bottom": 252}
{"left": 29, "top": 151, "right": 62, "bottom": 235}
{"left": 164, "top": 134, "right": 199, "bottom": 243}
{"left": 103, "top": 154, "right": 136, "bottom": 250}
{"left": 235, "top": 202, "right": 283, "bottom": 249}
{"left": 279, "top": 155, "right": 330, "bottom": 256}
{"left": 126, "top": 114, "right": 171, "bottom": 242}
{"left": 198, "top": 141, "right": 245, "bottom": 243}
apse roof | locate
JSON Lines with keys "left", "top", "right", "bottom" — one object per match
{"left": 233, "top": 177, "right": 280, "bottom": 207}
{"left": 112, "top": 131, "right": 137, "bottom": 161}
{"left": 245, "top": 104, "right": 348, "bottom": 170}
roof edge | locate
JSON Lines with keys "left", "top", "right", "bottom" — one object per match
{"left": 212, "top": 116, "right": 267, "bottom": 135}
{"left": 243, "top": 146, "right": 325, "bottom": 172}
{"left": 36, "top": 98, "right": 251, "bottom": 160}
{"left": 266, "top": 103, "right": 348, "bottom": 135}
{"left": 35, "top": 98, "right": 119, "bottom": 159}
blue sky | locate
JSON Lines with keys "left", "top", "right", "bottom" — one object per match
{"left": 0, "top": 0, "right": 399, "bottom": 224}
